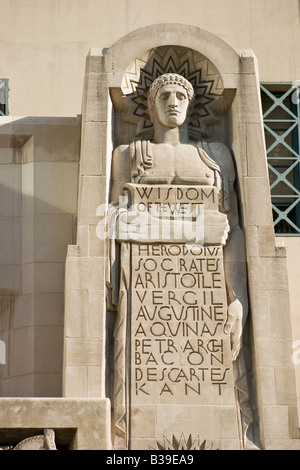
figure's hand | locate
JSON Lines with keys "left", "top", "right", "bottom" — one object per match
{"left": 116, "top": 208, "right": 202, "bottom": 244}
{"left": 117, "top": 209, "right": 153, "bottom": 242}
{"left": 116, "top": 208, "right": 229, "bottom": 245}
{"left": 223, "top": 298, "right": 243, "bottom": 361}
{"left": 204, "top": 210, "right": 229, "bottom": 245}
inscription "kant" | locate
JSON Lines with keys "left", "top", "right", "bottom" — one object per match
{"left": 130, "top": 243, "right": 234, "bottom": 404}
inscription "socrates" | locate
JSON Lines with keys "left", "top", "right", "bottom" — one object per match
{"left": 131, "top": 243, "right": 233, "bottom": 402}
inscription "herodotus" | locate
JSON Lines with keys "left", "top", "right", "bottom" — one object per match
{"left": 131, "top": 243, "right": 232, "bottom": 402}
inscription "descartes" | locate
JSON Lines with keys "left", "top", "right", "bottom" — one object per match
{"left": 130, "top": 243, "right": 233, "bottom": 402}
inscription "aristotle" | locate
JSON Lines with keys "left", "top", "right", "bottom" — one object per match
{"left": 131, "top": 243, "right": 233, "bottom": 403}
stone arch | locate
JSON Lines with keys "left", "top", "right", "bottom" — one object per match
{"left": 105, "top": 26, "right": 243, "bottom": 148}
{"left": 102, "top": 23, "right": 240, "bottom": 81}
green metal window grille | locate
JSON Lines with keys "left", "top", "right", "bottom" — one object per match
{"left": 0, "top": 79, "right": 8, "bottom": 116}
{"left": 260, "top": 82, "right": 300, "bottom": 235}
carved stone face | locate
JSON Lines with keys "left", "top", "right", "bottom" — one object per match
{"left": 152, "top": 84, "right": 189, "bottom": 128}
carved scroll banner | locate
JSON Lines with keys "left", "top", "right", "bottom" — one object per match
{"left": 127, "top": 185, "right": 241, "bottom": 450}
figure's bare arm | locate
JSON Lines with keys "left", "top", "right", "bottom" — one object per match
{"left": 210, "top": 143, "right": 248, "bottom": 308}
{"left": 210, "top": 142, "right": 248, "bottom": 359}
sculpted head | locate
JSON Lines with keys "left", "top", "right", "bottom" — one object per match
{"left": 148, "top": 73, "right": 194, "bottom": 128}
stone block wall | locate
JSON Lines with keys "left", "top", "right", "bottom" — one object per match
{"left": 0, "top": 116, "right": 81, "bottom": 397}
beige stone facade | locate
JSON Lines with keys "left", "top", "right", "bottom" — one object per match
{"left": 0, "top": 116, "right": 80, "bottom": 397}
{"left": 0, "top": 0, "right": 300, "bottom": 451}
{"left": 1, "top": 0, "right": 300, "bottom": 117}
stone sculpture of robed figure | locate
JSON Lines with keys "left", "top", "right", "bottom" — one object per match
{"left": 109, "top": 73, "right": 255, "bottom": 450}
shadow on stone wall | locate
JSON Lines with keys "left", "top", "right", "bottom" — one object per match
{"left": 0, "top": 116, "right": 81, "bottom": 398}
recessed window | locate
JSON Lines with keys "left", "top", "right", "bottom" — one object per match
{"left": 260, "top": 82, "right": 300, "bottom": 234}
{"left": 0, "top": 79, "right": 9, "bottom": 116}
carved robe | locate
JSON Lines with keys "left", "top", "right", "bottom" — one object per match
{"left": 110, "top": 140, "right": 257, "bottom": 450}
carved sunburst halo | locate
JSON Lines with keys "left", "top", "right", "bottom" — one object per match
{"left": 149, "top": 433, "right": 219, "bottom": 451}
{"left": 121, "top": 46, "right": 224, "bottom": 138}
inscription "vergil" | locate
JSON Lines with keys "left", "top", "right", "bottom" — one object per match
{"left": 130, "top": 243, "right": 233, "bottom": 404}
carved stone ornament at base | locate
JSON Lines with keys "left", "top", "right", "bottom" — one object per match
{"left": 0, "top": 429, "right": 57, "bottom": 451}
{"left": 150, "top": 434, "right": 220, "bottom": 451}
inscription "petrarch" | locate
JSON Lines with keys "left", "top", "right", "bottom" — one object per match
{"left": 130, "top": 243, "right": 234, "bottom": 404}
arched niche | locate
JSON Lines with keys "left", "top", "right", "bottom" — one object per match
{"left": 110, "top": 44, "right": 237, "bottom": 149}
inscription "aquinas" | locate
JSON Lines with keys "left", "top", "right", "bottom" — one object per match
{"left": 131, "top": 243, "right": 232, "bottom": 402}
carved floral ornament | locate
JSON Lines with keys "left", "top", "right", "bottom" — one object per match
{"left": 121, "top": 46, "right": 224, "bottom": 138}
{"left": 150, "top": 434, "right": 219, "bottom": 451}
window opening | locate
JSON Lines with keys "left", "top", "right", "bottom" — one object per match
{"left": 0, "top": 79, "right": 8, "bottom": 116}
{"left": 260, "top": 82, "right": 300, "bottom": 234}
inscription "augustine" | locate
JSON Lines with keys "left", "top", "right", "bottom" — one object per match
{"left": 131, "top": 243, "right": 232, "bottom": 402}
